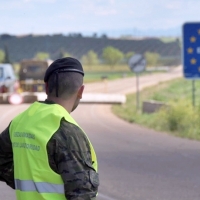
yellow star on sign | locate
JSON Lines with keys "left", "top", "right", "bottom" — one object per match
{"left": 190, "top": 36, "right": 196, "bottom": 42}
{"left": 191, "top": 58, "right": 197, "bottom": 64}
{"left": 187, "top": 48, "right": 193, "bottom": 54}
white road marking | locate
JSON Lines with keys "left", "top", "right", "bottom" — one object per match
{"left": 98, "top": 193, "right": 118, "bottom": 200}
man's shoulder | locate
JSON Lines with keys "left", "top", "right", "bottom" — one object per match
{"left": 47, "top": 118, "right": 92, "bottom": 173}
{"left": 50, "top": 118, "right": 90, "bottom": 150}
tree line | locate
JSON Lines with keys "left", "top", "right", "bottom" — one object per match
{"left": 0, "top": 45, "right": 178, "bottom": 69}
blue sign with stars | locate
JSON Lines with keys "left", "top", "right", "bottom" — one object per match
{"left": 183, "top": 22, "right": 200, "bottom": 79}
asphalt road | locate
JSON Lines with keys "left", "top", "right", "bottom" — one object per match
{"left": 1, "top": 67, "right": 200, "bottom": 200}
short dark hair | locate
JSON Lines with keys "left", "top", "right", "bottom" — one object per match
{"left": 47, "top": 72, "right": 83, "bottom": 99}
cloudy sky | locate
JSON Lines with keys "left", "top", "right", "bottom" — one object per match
{"left": 1, "top": 0, "right": 200, "bottom": 37}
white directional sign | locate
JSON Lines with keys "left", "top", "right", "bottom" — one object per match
{"left": 128, "top": 54, "right": 146, "bottom": 73}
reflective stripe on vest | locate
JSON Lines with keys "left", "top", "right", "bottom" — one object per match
{"left": 15, "top": 179, "right": 64, "bottom": 194}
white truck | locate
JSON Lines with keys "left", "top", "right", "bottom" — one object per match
{"left": 0, "top": 63, "right": 17, "bottom": 93}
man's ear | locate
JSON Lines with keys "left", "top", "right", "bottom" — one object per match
{"left": 45, "top": 83, "right": 48, "bottom": 95}
{"left": 77, "top": 85, "right": 84, "bottom": 99}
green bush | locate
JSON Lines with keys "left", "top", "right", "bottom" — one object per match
{"left": 154, "top": 100, "right": 200, "bottom": 140}
{"left": 112, "top": 77, "right": 200, "bottom": 141}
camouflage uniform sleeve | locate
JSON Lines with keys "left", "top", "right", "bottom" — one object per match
{"left": 0, "top": 124, "right": 15, "bottom": 189}
{"left": 47, "top": 118, "right": 99, "bottom": 200}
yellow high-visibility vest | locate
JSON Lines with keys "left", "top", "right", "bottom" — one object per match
{"left": 9, "top": 102, "right": 98, "bottom": 200}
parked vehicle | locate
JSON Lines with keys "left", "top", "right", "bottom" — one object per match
{"left": 18, "top": 59, "right": 52, "bottom": 92}
{"left": 0, "top": 63, "right": 17, "bottom": 93}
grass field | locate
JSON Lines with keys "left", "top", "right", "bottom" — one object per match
{"left": 83, "top": 64, "right": 168, "bottom": 83}
{"left": 84, "top": 70, "right": 135, "bottom": 82}
{"left": 112, "top": 77, "right": 200, "bottom": 140}
{"left": 83, "top": 64, "right": 135, "bottom": 83}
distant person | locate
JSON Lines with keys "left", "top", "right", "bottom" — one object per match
{"left": 0, "top": 57, "right": 99, "bottom": 200}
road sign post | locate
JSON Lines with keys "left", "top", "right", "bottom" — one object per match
{"left": 182, "top": 22, "right": 200, "bottom": 106}
{"left": 128, "top": 54, "right": 146, "bottom": 110}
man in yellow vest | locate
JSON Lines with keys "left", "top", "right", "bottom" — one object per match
{"left": 0, "top": 57, "right": 99, "bottom": 200}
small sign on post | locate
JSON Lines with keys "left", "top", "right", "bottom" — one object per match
{"left": 128, "top": 54, "right": 146, "bottom": 110}
{"left": 128, "top": 54, "right": 146, "bottom": 73}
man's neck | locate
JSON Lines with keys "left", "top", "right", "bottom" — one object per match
{"left": 46, "top": 96, "right": 73, "bottom": 113}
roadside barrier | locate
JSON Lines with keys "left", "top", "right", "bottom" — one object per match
{"left": 0, "top": 92, "right": 126, "bottom": 104}
{"left": 142, "top": 100, "right": 167, "bottom": 113}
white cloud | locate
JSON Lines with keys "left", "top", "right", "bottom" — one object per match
{"left": 79, "top": 0, "right": 118, "bottom": 15}
{"left": 95, "top": 10, "right": 117, "bottom": 16}
{"left": 166, "top": 1, "right": 182, "bottom": 9}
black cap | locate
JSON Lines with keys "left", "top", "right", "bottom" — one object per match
{"left": 44, "top": 57, "right": 84, "bottom": 82}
